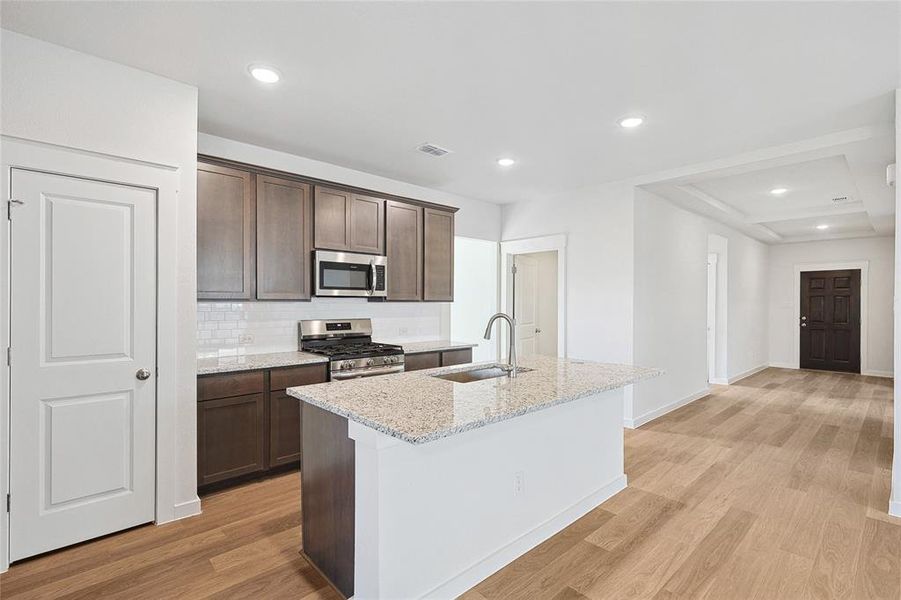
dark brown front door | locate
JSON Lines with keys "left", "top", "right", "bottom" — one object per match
{"left": 800, "top": 269, "right": 861, "bottom": 373}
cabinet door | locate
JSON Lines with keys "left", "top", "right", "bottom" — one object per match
{"left": 423, "top": 208, "right": 455, "bottom": 301}
{"left": 385, "top": 200, "right": 423, "bottom": 300}
{"left": 197, "top": 393, "right": 266, "bottom": 486}
{"left": 441, "top": 348, "right": 472, "bottom": 367}
{"left": 349, "top": 194, "right": 385, "bottom": 254}
{"left": 269, "top": 390, "right": 302, "bottom": 467}
{"left": 404, "top": 352, "right": 441, "bottom": 371}
{"left": 197, "top": 163, "right": 255, "bottom": 299}
{"left": 314, "top": 186, "right": 352, "bottom": 251}
{"left": 257, "top": 175, "right": 313, "bottom": 300}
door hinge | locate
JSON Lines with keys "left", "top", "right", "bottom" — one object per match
{"left": 6, "top": 494, "right": 9, "bottom": 513}
{"left": 7, "top": 198, "right": 24, "bottom": 220}
{"left": 511, "top": 264, "right": 518, "bottom": 275}
{"left": 6, "top": 347, "right": 9, "bottom": 367}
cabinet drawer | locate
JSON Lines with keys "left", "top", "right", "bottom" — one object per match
{"left": 404, "top": 352, "right": 441, "bottom": 372}
{"left": 198, "top": 371, "right": 265, "bottom": 401}
{"left": 441, "top": 348, "right": 472, "bottom": 367}
{"left": 270, "top": 364, "right": 329, "bottom": 390}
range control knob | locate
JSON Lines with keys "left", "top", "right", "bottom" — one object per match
{"left": 341, "top": 360, "right": 354, "bottom": 370}
{"left": 367, "top": 358, "right": 375, "bottom": 367}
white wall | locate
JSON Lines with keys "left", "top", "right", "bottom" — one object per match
{"left": 451, "top": 237, "right": 499, "bottom": 362}
{"left": 768, "top": 237, "right": 895, "bottom": 376}
{"left": 891, "top": 88, "right": 900, "bottom": 518}
{"left": 0, "top": 30, "right": 199, "bottom": 568}
{"left": 501, "top": 183, "right": 636, "bottom": 365}
{"left": 198, "top": 133, "right": 502, "bottom": 241}
{"left": 631, "top": 189, "right": 769, "bottom": 426}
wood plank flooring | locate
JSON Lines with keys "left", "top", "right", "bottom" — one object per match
{"left": 2, "top": 368, "right": 899, "bottom": 599}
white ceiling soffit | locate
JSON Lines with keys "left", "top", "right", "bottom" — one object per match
{"left": 1, "top": 1, "right": 898, "bottom": 205}
{"left": 640, "top": 127, "right": 895, "bottom": 245}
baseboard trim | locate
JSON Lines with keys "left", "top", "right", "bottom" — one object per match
{"left": 727, "top": 364, "right": 769, "bottom": 384}
{"left": 709, "top": 377, "right": 729, "bottom": 385}
{"left": 862, "top": 369, "right": 894, "bottom": 378}
{"left": 421, "top": 474, "right": 628, "bottom": 599}
{"left": 625, "top": 388, "right": 710, "bottom": 429}
{"left": 768, "top": 362, "right": 796, "bottom": 369}
{"left": 168, "top": 497, "right": 202, "bottom": 522}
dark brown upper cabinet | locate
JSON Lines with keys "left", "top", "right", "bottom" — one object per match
{"left": 385, "top": 200, "right": 423, "bottom": 301}
{"left": 313, "top": 186, "right": 385, "bottom": 254}
{"left": 256, "top": 175, "right": 313, "bottom": 300}
{"left": 197, "top": 162, "right": 255, "bottom": 299}
{"left": 423, "top": 207, "right": 455, "bottom": 301}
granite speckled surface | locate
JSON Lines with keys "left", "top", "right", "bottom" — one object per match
{"left": 197, "top": 351, "right": 327, "bottom": 375}
{"left": 401, "top": 340, "right": 478, "bottom": 355}
{"left": 287, "top": 355, "right": 662, "bottom": 444}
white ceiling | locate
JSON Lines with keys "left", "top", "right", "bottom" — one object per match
{"left": 1, "top": 1, "right": 898, "bottom": 205}
{"left": 641, "top": 130, "right": 896, "bottom": 244}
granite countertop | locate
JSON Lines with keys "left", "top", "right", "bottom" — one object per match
{"left": 197, "top": 351, "right": 327, "bottom": 375}
{"left": 401, "top": 340, "right": 478, "bottom": 355}
{"left": 286, "top": 355, "right": 662, "bottom": 444}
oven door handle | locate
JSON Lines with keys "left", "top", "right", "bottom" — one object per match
{"left": 331, "top": 365, "right": 404, "bottom": 380}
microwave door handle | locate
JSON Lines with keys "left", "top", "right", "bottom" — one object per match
{"left": 369, "top": 261, "right": 376, "bottom": 295}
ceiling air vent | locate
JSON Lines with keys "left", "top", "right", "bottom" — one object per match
{"left": 417, "top": 143, "right": 453, "bottom": 157}
{"left": 831, "top": 195, "right": 852, "bottom": 204}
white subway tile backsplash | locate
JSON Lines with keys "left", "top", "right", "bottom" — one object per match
{"left": 196, "top": 297, "right": 450, "bottom": 357}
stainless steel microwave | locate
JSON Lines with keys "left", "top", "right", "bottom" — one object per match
{"left": 314, "top": 250, "right": 387, "bottom": 298}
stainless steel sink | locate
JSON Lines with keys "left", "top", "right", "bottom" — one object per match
{"left": 431, "top": 366, "right": 532, "bottom": 383}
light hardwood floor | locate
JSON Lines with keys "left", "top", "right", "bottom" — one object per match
{"left": 2, "top": 368, "right": 899, "bottom": 599}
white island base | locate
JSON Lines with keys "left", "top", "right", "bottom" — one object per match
{"left": 349, "top": 387, "right": 625, "bottom": 599}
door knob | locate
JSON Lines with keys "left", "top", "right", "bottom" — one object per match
{"left": 136, "top": 368, "right": 152, "bottom": 380}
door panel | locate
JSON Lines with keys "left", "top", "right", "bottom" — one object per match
{"left": 423, "top": 208, "right": 454, "bottom": 301}
{"left": 799, "top": 269, "right": 860, "bottom": 373}
{"left": 10, "top": 169, "right": 157, "bottom": 561}
{"left": 385, "top": 200, "right": 423, "bottom": 300}
{"left": 314, "top": 187, "right": 352, "bottom": 251}
{"left": 513, "top": 255, "right": 538, "bottom": 357}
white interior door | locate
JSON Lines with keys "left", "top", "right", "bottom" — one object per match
{"left": 9, "top": 169, "right": 157, "bottom": 561}
{"left": 535, "top": 252, "right": 558, "bottom": 357}
{"left": 513, "top": 255, "right": 538, "bottom": 357}
{"left": 707, "top": 253, "right": 717, "bottom": 382}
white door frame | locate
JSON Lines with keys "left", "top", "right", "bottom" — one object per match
{"left": 499, "top": 234, "right": 567, "bottom": 359}
{"left": 0, "top": 136, "right": 187, "bottom": 571}
{"left": 706, "top": 253, "right": 718, "bottom": 383}
{"left": 793, "top": 260, "right": 870, "bottom": 375}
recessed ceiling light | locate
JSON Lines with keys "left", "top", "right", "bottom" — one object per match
{"left": 769, "top": 187, "right": 788, "bottom": 196}
{"left": 497, "top": 157, "right": 516, "bottom": 167}
{"left": 249, "top": 64, "right": 281, "bottom": 83}
{"left": 618, "top": 115, "right": 645, "bottom": 128}
{"left": 816, "top": 224, "right": 829, "bottom": 230}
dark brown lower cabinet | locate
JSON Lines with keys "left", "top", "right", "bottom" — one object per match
{"left": 197, "top": 393, "right": 267, "bottom": 487}
{"left": 197, "top": 363, "right": 328, "bottom": 491}
{"left": 269, "top": 390, "right": 301, "bottom": 467}
{"left": 404, "top": 348, "right": 473, "bottom": 372}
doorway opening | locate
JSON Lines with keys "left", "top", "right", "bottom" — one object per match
{"left": 799, "top": 269, "right": 862, "bottom": 373}
{"left": 512, "top": 251, "right": 558, "bottom": 358}
{"left": 499, "top": 235, "right": 566, "bottom": 360}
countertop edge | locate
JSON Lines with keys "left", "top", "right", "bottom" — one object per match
{"left": 287, "top": 367, "right": 662, "bottom": 445}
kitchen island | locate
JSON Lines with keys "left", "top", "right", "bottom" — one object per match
{"left": 287, "top": 355, "right": 660, "bottom": 599}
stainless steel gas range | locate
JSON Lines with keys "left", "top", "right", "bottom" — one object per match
{"left": 298, "top": 318, "right": 404, "bottom": 380}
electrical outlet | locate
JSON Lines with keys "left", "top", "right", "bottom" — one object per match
{"left": 398, "top": 327, "right": 409, "bottom": 336}
{"left": 238, "top": 334, "right": 254, "bottom": 344}
{"left": 513, "top": 471, "right": 525, "bottom": 497}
